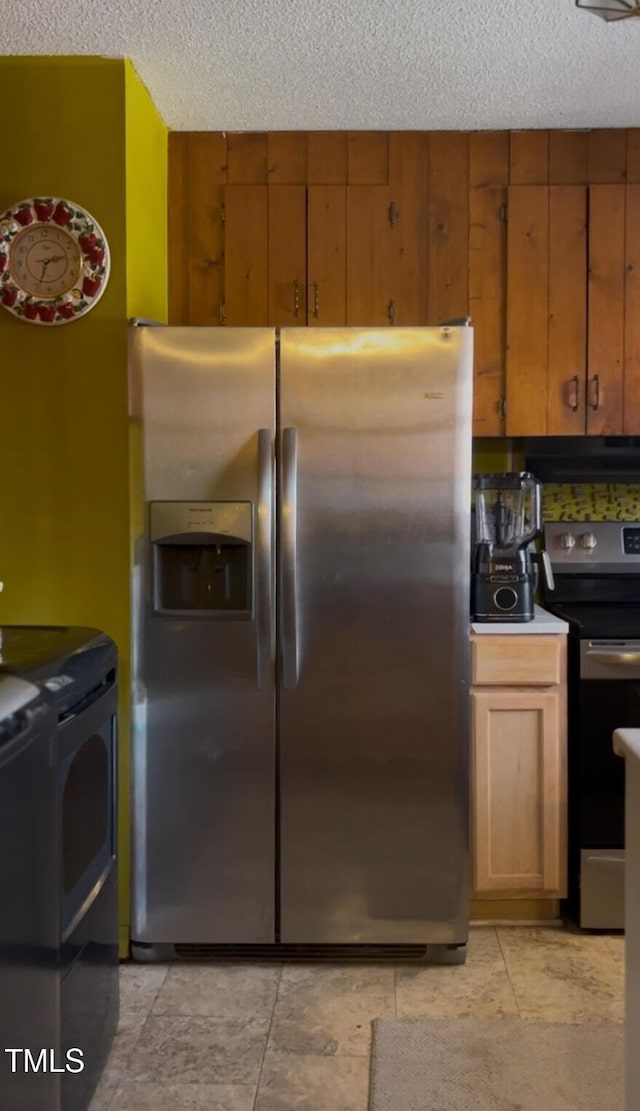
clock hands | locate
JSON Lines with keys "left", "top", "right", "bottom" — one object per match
{"left": 36, "top": 253, "right": 66, "bottom": 282}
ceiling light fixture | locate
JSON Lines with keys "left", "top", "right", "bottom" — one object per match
{"left": 575, "top": 0, "right": 640, "bottom": 20}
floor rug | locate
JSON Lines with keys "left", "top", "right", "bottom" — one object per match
{"left": 369, "top": 1016, "right": 623, "bottom": 1110}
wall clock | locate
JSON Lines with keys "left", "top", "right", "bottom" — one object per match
{"left": 0, "top": 197, "right": 110, "bottom": 325}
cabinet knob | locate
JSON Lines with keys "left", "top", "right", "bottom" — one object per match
{"left": 579, "top": 532, "right": 598, "bottom": 551}
{"left": 557, "top": 532, "right": 576, "bottom": 551}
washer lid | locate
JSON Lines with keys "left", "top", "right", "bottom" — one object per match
{"left": 0, "top": 626, "right": 117, "bottom": 716}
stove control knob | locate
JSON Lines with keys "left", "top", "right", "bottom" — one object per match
{"left": 579, "top": 531, "right": 598, "bottom": 551}
{"left": 558, "top": 532, "right": 576, "bottom": 551}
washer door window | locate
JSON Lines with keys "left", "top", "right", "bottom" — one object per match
{"left": 60, "top": 713, "right": 115, "bottom": 938}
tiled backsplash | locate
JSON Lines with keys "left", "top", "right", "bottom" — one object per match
{"left": 543, "top": 483, "right": 640, "bottom": 522}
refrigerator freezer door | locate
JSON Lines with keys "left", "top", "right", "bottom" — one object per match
{"left": 278, "top": 327, "right": 473, "bottom": 944}
{"left": 130, "top": 327, "right": 276, "bottom": 943}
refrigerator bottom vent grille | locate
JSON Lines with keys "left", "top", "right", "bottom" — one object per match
{"left": 171, "top": 943, "right": 459, "bottom": 962}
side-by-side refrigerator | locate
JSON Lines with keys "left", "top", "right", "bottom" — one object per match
{"left": 129, "top": 325, "right": 473, "bottom": 959}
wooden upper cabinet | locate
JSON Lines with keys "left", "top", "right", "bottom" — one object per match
{"left": 505, "top": 181, "right": 640, "bottom": 436}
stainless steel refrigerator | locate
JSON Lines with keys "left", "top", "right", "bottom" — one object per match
{"left": 129, "top": 325, "right": 473, "bottom": 960}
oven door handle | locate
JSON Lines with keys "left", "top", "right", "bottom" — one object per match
{"left": 584, "top": 854, "right": 625, "bottom": 866}
{"left": 585, "top": 650, "right": 640, "bottom": 666}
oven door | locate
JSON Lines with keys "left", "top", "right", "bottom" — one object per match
{"left": 59, "top": 682, "right": 117, "bottom": 942}
{"left": 577, "top": 640, "right": 640, "bottom": 927}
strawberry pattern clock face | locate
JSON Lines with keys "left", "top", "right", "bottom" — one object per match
{"left": 0, "top": 198, "right": 110, "bottom": 325}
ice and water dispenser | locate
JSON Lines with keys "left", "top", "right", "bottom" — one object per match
{"left": 150, "top": 501, "right": 253, "bottom": 618}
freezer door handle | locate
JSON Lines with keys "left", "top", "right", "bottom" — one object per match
{"left": 282, "top": 427, "right": 299, "bottom": 688}
{"left": 256, "top": 428, "right": 274, "bottom": 690}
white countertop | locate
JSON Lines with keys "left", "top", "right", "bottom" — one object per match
{"left": 471, "top": 605, "right": 569, "bottom": 635}
{"left": 613, "top": 728, "right": 640, "bottom": 763}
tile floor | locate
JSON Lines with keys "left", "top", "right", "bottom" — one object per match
{"left": 90, "top": 924, "right": 625, "bottom": 1111}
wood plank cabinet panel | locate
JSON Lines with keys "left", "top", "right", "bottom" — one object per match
{"left": 588, "top": 184, "right": 625, "bottom": 435}
{"left": 625, "top": 185, "right": 640, "bottom": 433}
{"left": 348, "top": 132, "right": 389, "bottom": 184}
{"left": 469, "top": 134, "right": 508, "bottom": 436}
{"left": 184, "top": 133, "right": 227, "bottom": 325}
{"left": 469, "top": 186, "right": 507, "bottom": 435}
{"left": 427, "top": 133, "right": 469, "bottom": 324}
{"left": 469, "top": 132, "right": 509, "bottom": 188}
{"left": 471, "top": 634, "right": 562, "bottom": 687}
{"left": 387, "top": 178, "right": 425, "bottom": 325}
{"left": 471, "top": 688, "right": 566, "bottom": 896}
{"left": 505, "top": 185, "right": 549, "bottom": 435}
{"left": 510, "top": 131, "right": 549, "bottom": 185}
{"left": 168, "top": 132, "right": 188, "bottom": 324}
{"left": 547, "top": 186, "right": 587, "bottom": 434}
{"left": 227, "top": 133, "right": 268, "bottom": 183}
{"left": 588, "top": 130, "right": 627, "bottom": 184}
{"left": 267, "top": 133, "right": 307, "bottom": 183}
{"left": 267, "top": 186, "right": 307, "bottom": 325}
{"left": 388, "top": 133, "right": 428, "bottom": 324}
{"left": 224, "top": 185, "right": 268, "bottom": 325}
{"left": 346, "top": 186, "right": 393, "bottom": 325}
{"left": 549, "top": 131, "right": 588, "bottom": 185}
{"left": 627, "top": 130, "right": 640, "bottom": 183}
{"left": 307, "top": 133, "right": 348, "bottom": 184}
{"left": 307, "top": 186, "right": 347, "bottom": 325}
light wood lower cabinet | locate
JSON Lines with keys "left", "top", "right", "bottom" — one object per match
{"left": 470, "top": 634, "right": 567, "bottom": 901}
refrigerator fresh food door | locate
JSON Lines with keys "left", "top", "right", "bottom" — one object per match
{"left": 278, "top": 327, "right": 473, "bottom": 944}
{"left": 130, "top": 327, "right": 276, "bottom": 943}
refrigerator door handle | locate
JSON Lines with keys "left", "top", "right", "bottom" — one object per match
{"left": 256, "top": 428, "right": 274, "bottom": 690}
{"left": 282, "top": 427, "right": 299, "bottom": 688}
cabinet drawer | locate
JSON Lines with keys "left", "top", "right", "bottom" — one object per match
{"left": 471, "top": 634, "right": 563, "bottom": 686}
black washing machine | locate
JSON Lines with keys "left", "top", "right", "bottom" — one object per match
{"left": 0, "top": 626, "right": 119, "bottom": 1111}
{"left": 0, "top": 672, "right": 58, "bottom": 1111}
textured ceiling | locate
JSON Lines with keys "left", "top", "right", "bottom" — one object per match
{"left": 3, "top": 0, "right": 640, "bottom": 131}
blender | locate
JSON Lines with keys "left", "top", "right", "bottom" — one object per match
{"left": 471, "top": 472, "right": 554, "bottom": 622}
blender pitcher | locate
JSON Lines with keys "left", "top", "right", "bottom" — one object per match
{"left": 474, "top": 472, "right": 542, "bottom": 554}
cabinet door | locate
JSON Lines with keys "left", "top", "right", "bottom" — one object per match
{"left": 588, "top": 185, "right": 625, "bottom": 435}
{"left": 224, "top": 186, "right": 268, "bottom": 325}
{"left": 471, "top": 689, "right": 566, "bottom": 897}
{"left": 307, "top": 186, "right": 347, "bottom": 325}
{"left": 267, "top": 186, "right": 307, "bottom": 326}
{"left": 505, "top": 186, "right": 587, "bottom": 436}
{"left": 346, "top": 185, "right": 424, "bottom": 326}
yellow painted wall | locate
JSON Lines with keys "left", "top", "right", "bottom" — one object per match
{"left": 0, "top": 57, "right": 167, "bottom": 955}
{"left": 125, "top": 59, "right": 168, "bottom": 322}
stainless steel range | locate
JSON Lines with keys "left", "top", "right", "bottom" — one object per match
{"left": 544, "top": 520, "right": 640, "bottom": 930}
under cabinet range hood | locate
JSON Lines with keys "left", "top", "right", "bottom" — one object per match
{"left": 524, "top": 437, "right": 640, "bottom": 483}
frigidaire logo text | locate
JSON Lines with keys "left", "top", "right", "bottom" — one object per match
{"left": 4, "top": 1049, "right": 84, "bottom": 1073}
